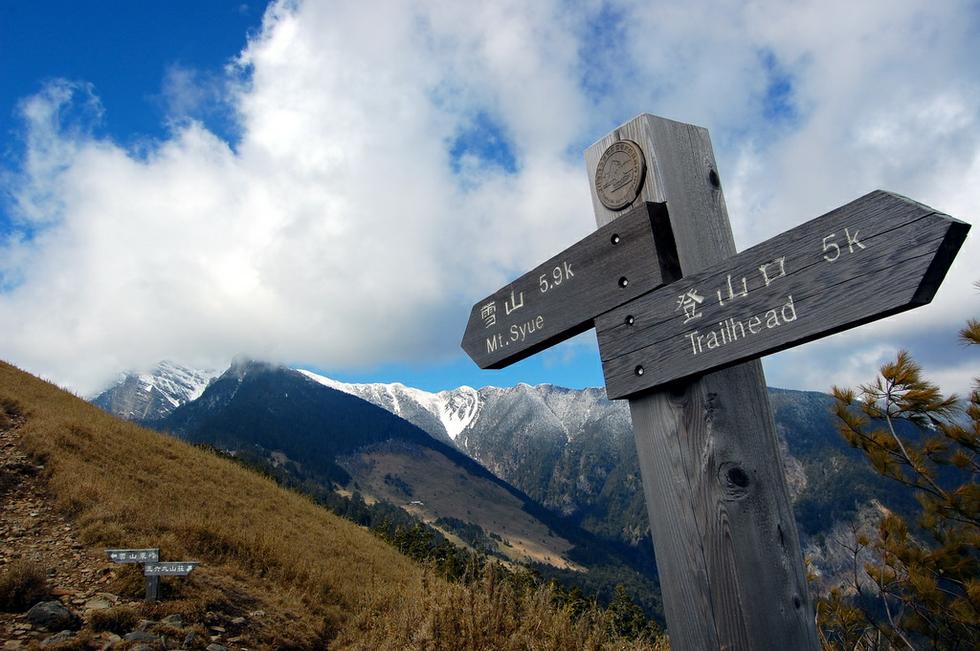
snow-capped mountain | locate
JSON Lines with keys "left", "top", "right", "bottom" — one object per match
{"left": 90, "top": 360, "right": 899, "bottom": 569}
{"left": 92, "top": 361, "right": 218, "bottom": 421}
{"left": 297, "top": 370, "right": 480, "bottom": 445}
{"left": 288, "top": 374, "right": 894, "bottom": 560}
{"left": 150, "top": 360, "right": 604, "bottom": 575}
{"left": 297, "top": 371, "right": 642, "bottom": 532}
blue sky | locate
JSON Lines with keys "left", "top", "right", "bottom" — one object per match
{"left": 1, "top": 0, "right": 978, "bottom": 397}
{"left": 0, "top": 2, "right": 261, "bottom": 153}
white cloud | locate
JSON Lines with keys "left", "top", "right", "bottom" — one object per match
{"left": 0, "top": 0, "right": 977, "bottom": 397}
{"left": 765, "top": 340, "right": 901, "bottom": 397}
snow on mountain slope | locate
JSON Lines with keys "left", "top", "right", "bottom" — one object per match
{"left": 294, "top": 371, "right": 622, "bottom": 454}
{"left": 297, "top": 370, "right": 480, "bottom": 443}
{"left": 438, "top": 386, "right": 480, "bottom": 439}
{"left": 145, "top": 360, "right": 216, "bottom": 403}
{"left": 92, "top": 361, "right": 219, "bottom": 421}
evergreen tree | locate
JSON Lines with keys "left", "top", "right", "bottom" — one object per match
{"left": 817, "top": 317, "right": 979, "bottom": 649}
{"left": 607, "top": 584, "right": 664, "bottom": 641}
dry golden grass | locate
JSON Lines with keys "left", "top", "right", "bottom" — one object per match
{"left": 0, "top": 360, "right": 420, "bottom": 645}
{"left": 0, "top": 360, "right": 669, "bottom": 649}
{"left": 0, "top": 559, "right": 50, "bottom": 611}
{"left": 87, "top": 605, "right": 140, "bottom": 633}
{"left": 336, "top": 565, "right": 671, "bottom": 651}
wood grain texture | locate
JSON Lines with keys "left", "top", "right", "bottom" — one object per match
{"left": 597, "top": 191, "right": 969, "bottom": 398}
{"left": 586, "top": 114, "right": 819, "bottom": 650}
{"left": 461, "top": 202, "right": 678, "bottom": 369}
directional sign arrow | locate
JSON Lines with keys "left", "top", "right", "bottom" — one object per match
{"left": 595, "top": 190, "right": 970, "bottom": 399}
{"left": 105, "top": 548, "right": 160, "bottom": 563}
{"left": 461, "top": 202, "right": 678, "bottom": 369}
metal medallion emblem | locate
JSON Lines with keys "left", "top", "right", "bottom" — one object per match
{"left": 595, "top": 140, "right": 646, "bottom": 210}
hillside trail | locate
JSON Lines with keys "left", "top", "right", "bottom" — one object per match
{"left": 2, "top": 418, "right": 114, "bottom": 644}
{"left": 0, "top": 418, "right": 248, "bottom": 649}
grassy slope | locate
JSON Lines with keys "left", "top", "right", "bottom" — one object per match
{"left": 0, "top": 360, "right": 422, "bottom": 645}
{"left": 0, "top": 361, "right": 665, "bottom": 650}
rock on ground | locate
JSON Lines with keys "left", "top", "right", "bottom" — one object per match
{"left": 26, "top": 601, "right": 78, "bottom": 632}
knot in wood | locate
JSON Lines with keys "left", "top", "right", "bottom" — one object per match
{"left": 718, "top": 462, "right": 750, "bottom": 500}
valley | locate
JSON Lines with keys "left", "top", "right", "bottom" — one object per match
{"left": 339, "top": 442, "right": 582, "bottom": 570}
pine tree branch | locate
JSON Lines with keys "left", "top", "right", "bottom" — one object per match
{"left": 882, "top": 407, "right": 949, "bottom": 501}
{"left": 877, "top": 548, "right": 917, "bottom": 651}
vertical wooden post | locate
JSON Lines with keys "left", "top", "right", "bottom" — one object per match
{"left": 145, "top": 574, "right": 159, "bottom": 602}
{"left": 585, "top": 115, "right": 819, "bottom": 650}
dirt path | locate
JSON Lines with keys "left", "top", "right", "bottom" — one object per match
{"left": 1, "top": 420, "right": 130, "bottom": 647}
{"left": 1, "top": 421, "right": 254, "bottom": 650}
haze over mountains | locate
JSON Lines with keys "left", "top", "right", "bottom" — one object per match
{"left": 301, "top": 371, "right": 648, "bottom": 541}
{"left": 157, "top": 360, "right": 591, "bottom": 567}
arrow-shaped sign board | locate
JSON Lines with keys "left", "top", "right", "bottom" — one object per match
{"left": 461, "top": 202, "right": 677, "bottom": 369}
{"left": 595, "top": 191, "right": 970, "bottom": 399}
{"left": 106, "top": 548, "right": 160, "bottom": 563}
{"left": 462, "top": 114, "right": 973, "bottom": 648}
{"left": 144, "top": 562, "right": 199, "bottom": 576}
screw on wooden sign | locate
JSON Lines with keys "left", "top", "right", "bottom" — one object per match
{"left": 460, "top": 113, "right": 971, "bottom": 651}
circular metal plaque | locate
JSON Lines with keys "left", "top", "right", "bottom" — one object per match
{"left": 594, "top": 140, "right": 646, "bottom": 210}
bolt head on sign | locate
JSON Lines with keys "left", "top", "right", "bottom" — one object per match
{"left": 594, "top": 140, "right": 646, "bottom": 210}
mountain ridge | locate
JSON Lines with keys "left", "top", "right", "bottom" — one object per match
{"left": 91, "top": 360, "right": 218, "bottom": 421}
{"left": 92, "top": 361, "right": 832, "bottom": 541}
{"left": 92, "top": 359, "right": 912, "bottom": 590}
{"left": 150, "top": 360, "right": 644, "bottom": 578}
{"left": 297, "top": 369, "right": 482, "bottom": 444}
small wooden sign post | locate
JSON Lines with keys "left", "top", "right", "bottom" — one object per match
{"left": 106, "top": 548, "right": 200, "bottom": 602}
{"left": 461, "top": 114, "right": 969, "bottom": 650}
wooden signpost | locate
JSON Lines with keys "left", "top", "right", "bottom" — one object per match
{"left": 106, "top": 547, "right": 200, "bottom": 602}
{"left": 460, "top": 114, "right": 970, "bottom": 650}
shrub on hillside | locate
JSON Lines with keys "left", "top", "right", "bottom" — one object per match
{"left": 0, "top": 559, "right": 50, "bottom": 612}
{"left": 0, "top": 397, "right": 22, "bottom": 427}
{"left": 89, "top": 606, "right": 139, "bottom": 633}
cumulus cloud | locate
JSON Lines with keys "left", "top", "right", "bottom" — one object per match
{"left": 0, "top": 0, "right": 977, "bottom": 397}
